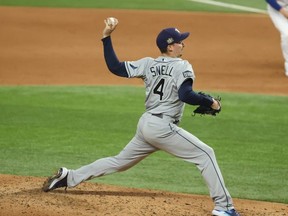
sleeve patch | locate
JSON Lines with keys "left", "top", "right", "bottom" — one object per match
{"left": 182, "top": 71, "right": 193, "bottom": 78}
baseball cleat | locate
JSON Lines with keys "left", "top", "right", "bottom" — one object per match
{"left": 212, "top": 209, "right": 240, "bottom": 216}
{"left": 42, "top": 167, "right": 68, "bottom": 192}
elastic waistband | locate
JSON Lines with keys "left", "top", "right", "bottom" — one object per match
{"left": 150, "top": 113, "right": 179, "bottom": 125}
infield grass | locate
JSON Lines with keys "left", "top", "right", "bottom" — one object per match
{"left": 0, "top": 86, "right": 287, "bottom": 203}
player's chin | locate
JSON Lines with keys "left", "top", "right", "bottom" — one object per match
{"left": 178, "top": 50, "right": 184, "bottom": 57}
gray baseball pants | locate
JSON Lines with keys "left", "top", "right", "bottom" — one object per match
{"left": 67, "top": 112, "right": 233, "bottom": 211}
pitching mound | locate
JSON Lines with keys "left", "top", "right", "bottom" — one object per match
{"left": 1, "top": 175, "right": 287, "bottom": 216}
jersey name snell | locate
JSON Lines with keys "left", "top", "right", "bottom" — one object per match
{"left": 149, "top": 65, "right": 173, "bottom": 77}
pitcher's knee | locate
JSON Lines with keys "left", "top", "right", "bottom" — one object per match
{"left": 204, "top": 146, "right": 215, "bottom": 157}
{"left": 112, "top": 155, "right": 141, "bottom": 172}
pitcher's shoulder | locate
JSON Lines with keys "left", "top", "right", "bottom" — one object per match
{"left": 173, "top": 59, "right": 193, "bottom": 68}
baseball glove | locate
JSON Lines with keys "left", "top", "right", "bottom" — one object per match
{"left": 192, "top": 92, "right": 221, "bottom": 116}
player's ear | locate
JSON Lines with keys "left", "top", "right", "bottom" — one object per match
{"left": 167, "top": 44, "right": 173, "bottom": 52}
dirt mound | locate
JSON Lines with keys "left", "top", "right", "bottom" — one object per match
{"left": 0, "top": 175, "right": 287, "bottom": 216}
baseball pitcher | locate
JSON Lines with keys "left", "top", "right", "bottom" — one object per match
{"left": 42, "top": 17, "right": 240, "bottom": 216}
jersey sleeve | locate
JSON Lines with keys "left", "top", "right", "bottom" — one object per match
{"left": 175, "top": 60, "right": 195, "bottom": 89}
{"left": 266, "top": 0, "right": 282, "bottom": 11}
{"left": 124, "top": 57, "right": 153, "bottom": 78}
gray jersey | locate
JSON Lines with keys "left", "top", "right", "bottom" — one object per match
{"left": 125, "top": 56, "right": 195, "bottom": 121}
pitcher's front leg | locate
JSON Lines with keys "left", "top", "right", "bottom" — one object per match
{"left": 68, "top": 137, "right": 157, "bottom": 187}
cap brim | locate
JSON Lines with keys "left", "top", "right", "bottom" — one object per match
{"left": 179, "top": 32, "right": 190, "bottom": 42}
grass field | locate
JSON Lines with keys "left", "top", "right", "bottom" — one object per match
{"left": 0, "top": 0, "right": 267, "bottom": 12}
{"left": 1, "top": 0, "right": 288, "bottom": 205}
{"left": 0, "top": 86, "right": 287, "bottom": 203}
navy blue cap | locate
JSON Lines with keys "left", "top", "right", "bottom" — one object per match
{"left": 156, "top": 28, "right": 190, "bottom": 50}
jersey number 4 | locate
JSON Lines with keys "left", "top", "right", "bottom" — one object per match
{"left": 153, "top": 78, "right": 165, "bottom": 100}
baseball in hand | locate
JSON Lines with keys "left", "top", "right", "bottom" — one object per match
{"left": 103, "top": 17, "right": 118, "bottom": 38}
{"left": 106, "top": 17, "right": 118, "bottom": 26}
